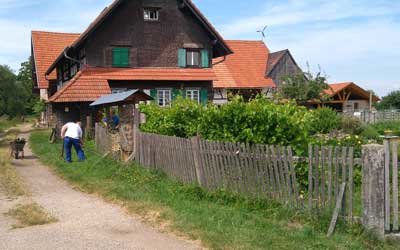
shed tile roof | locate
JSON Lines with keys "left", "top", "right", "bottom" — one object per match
{"left": 31, "top": 31, "right": 80, "bottom": 89}
{"left": 324, "top": 82, "right": 380, "bottom": 102}
{"left": 212, "top": 40, "right": 276, "bottom": 89}
{"left": 49, "top": 67, "right": 216, "bottom": 103}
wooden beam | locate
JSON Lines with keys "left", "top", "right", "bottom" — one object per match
{"left": 327, "top": 182, "right": 347, "bottom": 237}
{"left": 345, "top": 91, "right": 352, "bottom": 101}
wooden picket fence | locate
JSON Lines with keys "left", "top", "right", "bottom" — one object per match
{"left": 308, "top": 145, "right": 355, "bottom": 219}
{"left": 136, "top": 131, "right": 356, "bottom": 212}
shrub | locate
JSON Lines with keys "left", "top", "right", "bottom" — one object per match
{"left": 309, "top": 107, "right": 340, "bottom": 134}
{"left": 140, "top": 96, "right": 313, "bottom": 154}
{"left": 341, "top": 115, "right": 363, "bottom": 134}
{"left": 140, "top": 97, "right": 203, "bottom": 138}
{"left": 361, "top": 126, "right": 380, "bottom": 140}
{"left": 371, "top": 121, "right": 400, "bottom": 136}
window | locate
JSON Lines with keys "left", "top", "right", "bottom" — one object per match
{"left": 144, "top": 9, "right": 159, "bottom": 21}
{"left": 186, "top": 89, "right": 200, "bottom": 103}
{"left": 157, "top": 89, "right": 171, "bottom": 107}
{"left": 186, "top": 50, "right": 201, "bottom": 67}
{"left": 354, "top": 102, "right": 359, "bottom": 111}
{"left": 112, "top": 47, "right": 130, "bottom": 67}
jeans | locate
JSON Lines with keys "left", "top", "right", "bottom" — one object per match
{"left": 64, "top": 137, "right": 85, "bottom": 162}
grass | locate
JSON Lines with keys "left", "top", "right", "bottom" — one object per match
{"left": 29, "top": 130, "right": 399, "bottom": 250}
{"left": 5, "top": 203, "right": 57, "bottom": 229}
{"left": 0, "top": 128, "right": 28, "bottom": 198}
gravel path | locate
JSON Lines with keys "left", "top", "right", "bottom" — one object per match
{"left": 0, "top": 126, "right": 200, "bottom": 250}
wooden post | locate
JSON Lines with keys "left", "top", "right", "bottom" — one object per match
{"left": 308, "top": 145, "right": 313, "bottom": 210}
{"left": 362, "top": 144, "right": 385, "bottom": 238}
{"left": 393, "top": 141, "right": 399, "bottom": 231}
{"left": 191, "top": 136, "right": 205, "bottom": 187}
{"left": 383, "top": 139, "right": 390, "bottom": 232}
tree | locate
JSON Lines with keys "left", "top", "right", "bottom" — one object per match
{"left": 17, "top": 59, "right": 39, "bottom": 114}
{"left": 375, "top": 90, "right": 400, "bottom": 110}
{"left": 278, "top": 72, "right": 330, "bottom": 104}
{"left": 0, "top": 62, "right": 35, "bottom": 118}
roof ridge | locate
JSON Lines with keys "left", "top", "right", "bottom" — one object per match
{"left": 31, "top": 30, "right": 81, "bottom": 35}
{"left": 225, "top": 39, "right": 264, "bottom": 43}
{"left": 270, "top": 49, "right": 289, "bottom": 54}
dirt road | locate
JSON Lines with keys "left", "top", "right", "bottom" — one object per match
{"left": 0, "top": 126, "right": 200, "bottom": 250}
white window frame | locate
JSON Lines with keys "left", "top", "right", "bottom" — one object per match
{"left": 186, "top": 50, "right": 201, "bottom": 67}
{"left": 157, "top": 89, "right": 171, "bottom": 107}
{"left": 186, "top": 89, "right": 200, "bottom": 103}
{"left": 144, "top": 9, "right": 159, "bottom": 21}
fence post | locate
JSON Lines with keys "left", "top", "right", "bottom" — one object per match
{"left": 362, "top": 144, "right": 385, "bottom": 237}
{"left": 191, "top": 135, "right": 205, "bottom": 187}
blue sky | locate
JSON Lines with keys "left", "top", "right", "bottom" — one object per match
{"left": 0, "top": 0, "right": 399, "bottom": 96}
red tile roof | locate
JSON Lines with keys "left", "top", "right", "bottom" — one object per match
{"left": 49, "top": 67, "right": 216, "bottom": 103}
{"left": 213, "top": 40, "right": 276, "bottom": 89}
{"left": 325, "top": 82, "right": 380, "bottom": 102}
{"left": 324, "top": 82, "right": 353, "bottom": 96}
{"left": 49, "top": 71, "right": 111, "bottom": 103}
{"left": 31, "top": 31, "right": 80, "bottom": 89}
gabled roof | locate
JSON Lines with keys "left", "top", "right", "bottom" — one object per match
{"left": 46, "top": 0, "right": 232, "bottom": 75}
{"left": 31, "top": 31, "right": 80, "bottom": 89}
{"left": 49, "top": 67, "right": 216, "bottom": 103}
{"left": 212, "top": 40, "right": 276, "bottom": 89}
{"left": 325, "top": 82, "right": 380, "bottom": 102}
{"left": 266, "top": 49, "right": 289, "bottom": 76}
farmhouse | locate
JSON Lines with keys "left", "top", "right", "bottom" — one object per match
{"left": 31, "top": 0, "right": 302, "bottom": 128}
{"left": 310, "top": 82, "right": 380, "bottom": 113}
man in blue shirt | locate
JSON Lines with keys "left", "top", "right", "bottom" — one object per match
{"left": 111, "top": 111, "right": 120, "bottom": 130}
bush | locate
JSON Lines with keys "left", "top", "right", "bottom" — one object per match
{"left": 309, "top": 107, "right": 340, "bottom": 134}
{"left": 341, "top": 115, "right": 363, "bottom": 134}
{"left": 140, "top": 96, "right": 313, "bottom": 154}
{"left": 371, "top": 121, "right": 400, "bottom": 136}
{"left": 361, "top": 126, "right": 380, "bottom": 140}
{"left": 140, "top": 97, "right": 203, "bottom": 138}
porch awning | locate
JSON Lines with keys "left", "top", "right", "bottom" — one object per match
{"left": 90, "top": 90, "right": 153, "bottom": 107}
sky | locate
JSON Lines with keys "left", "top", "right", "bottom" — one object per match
{"left": 0, "top": 0, "right": 399, "bottom": 97}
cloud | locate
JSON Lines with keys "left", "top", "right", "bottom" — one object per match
{"left": 218, "top": 0, "right": 400, "bottom": 96}
{"left": 220, "top": 0, "right": 400, "bottom": 37}
{"left": 0, "top": 0, "right": 110, "bottom": 70}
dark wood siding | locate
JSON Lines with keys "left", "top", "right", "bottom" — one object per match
{"left": 83, "top": 0, "right": 213, "bottom": 68}
{"left": 269, "top": 53, "right": 303, "bottom": 87}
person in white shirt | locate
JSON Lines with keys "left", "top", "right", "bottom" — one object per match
{"left": 61, "top": 121, "right": 86, "bottom": 162}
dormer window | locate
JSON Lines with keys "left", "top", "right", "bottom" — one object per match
{"left": 144, "top": 9, "right": 159, "bottom": 21}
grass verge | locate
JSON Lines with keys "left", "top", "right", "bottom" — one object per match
{"left": 30, "top": 130, "right": 398, "bottom": 250}
{"left": 5, "top": 203, "right": 57, "bottom": 229}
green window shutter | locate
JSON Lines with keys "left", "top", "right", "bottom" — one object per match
{"left": 178, "top": 49, "right": 186, "bottom": 68}
{"left": 200, "top": 89, "right": 208, "bottom": 104}
{"left": 113, "top": 48, "right": 129, "bottom": 67}
{"left": 150, "top": 89, "right": 157, "bottom": 101}
{"left": 201, "top": 49, "right": 209, "bottom": 68}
